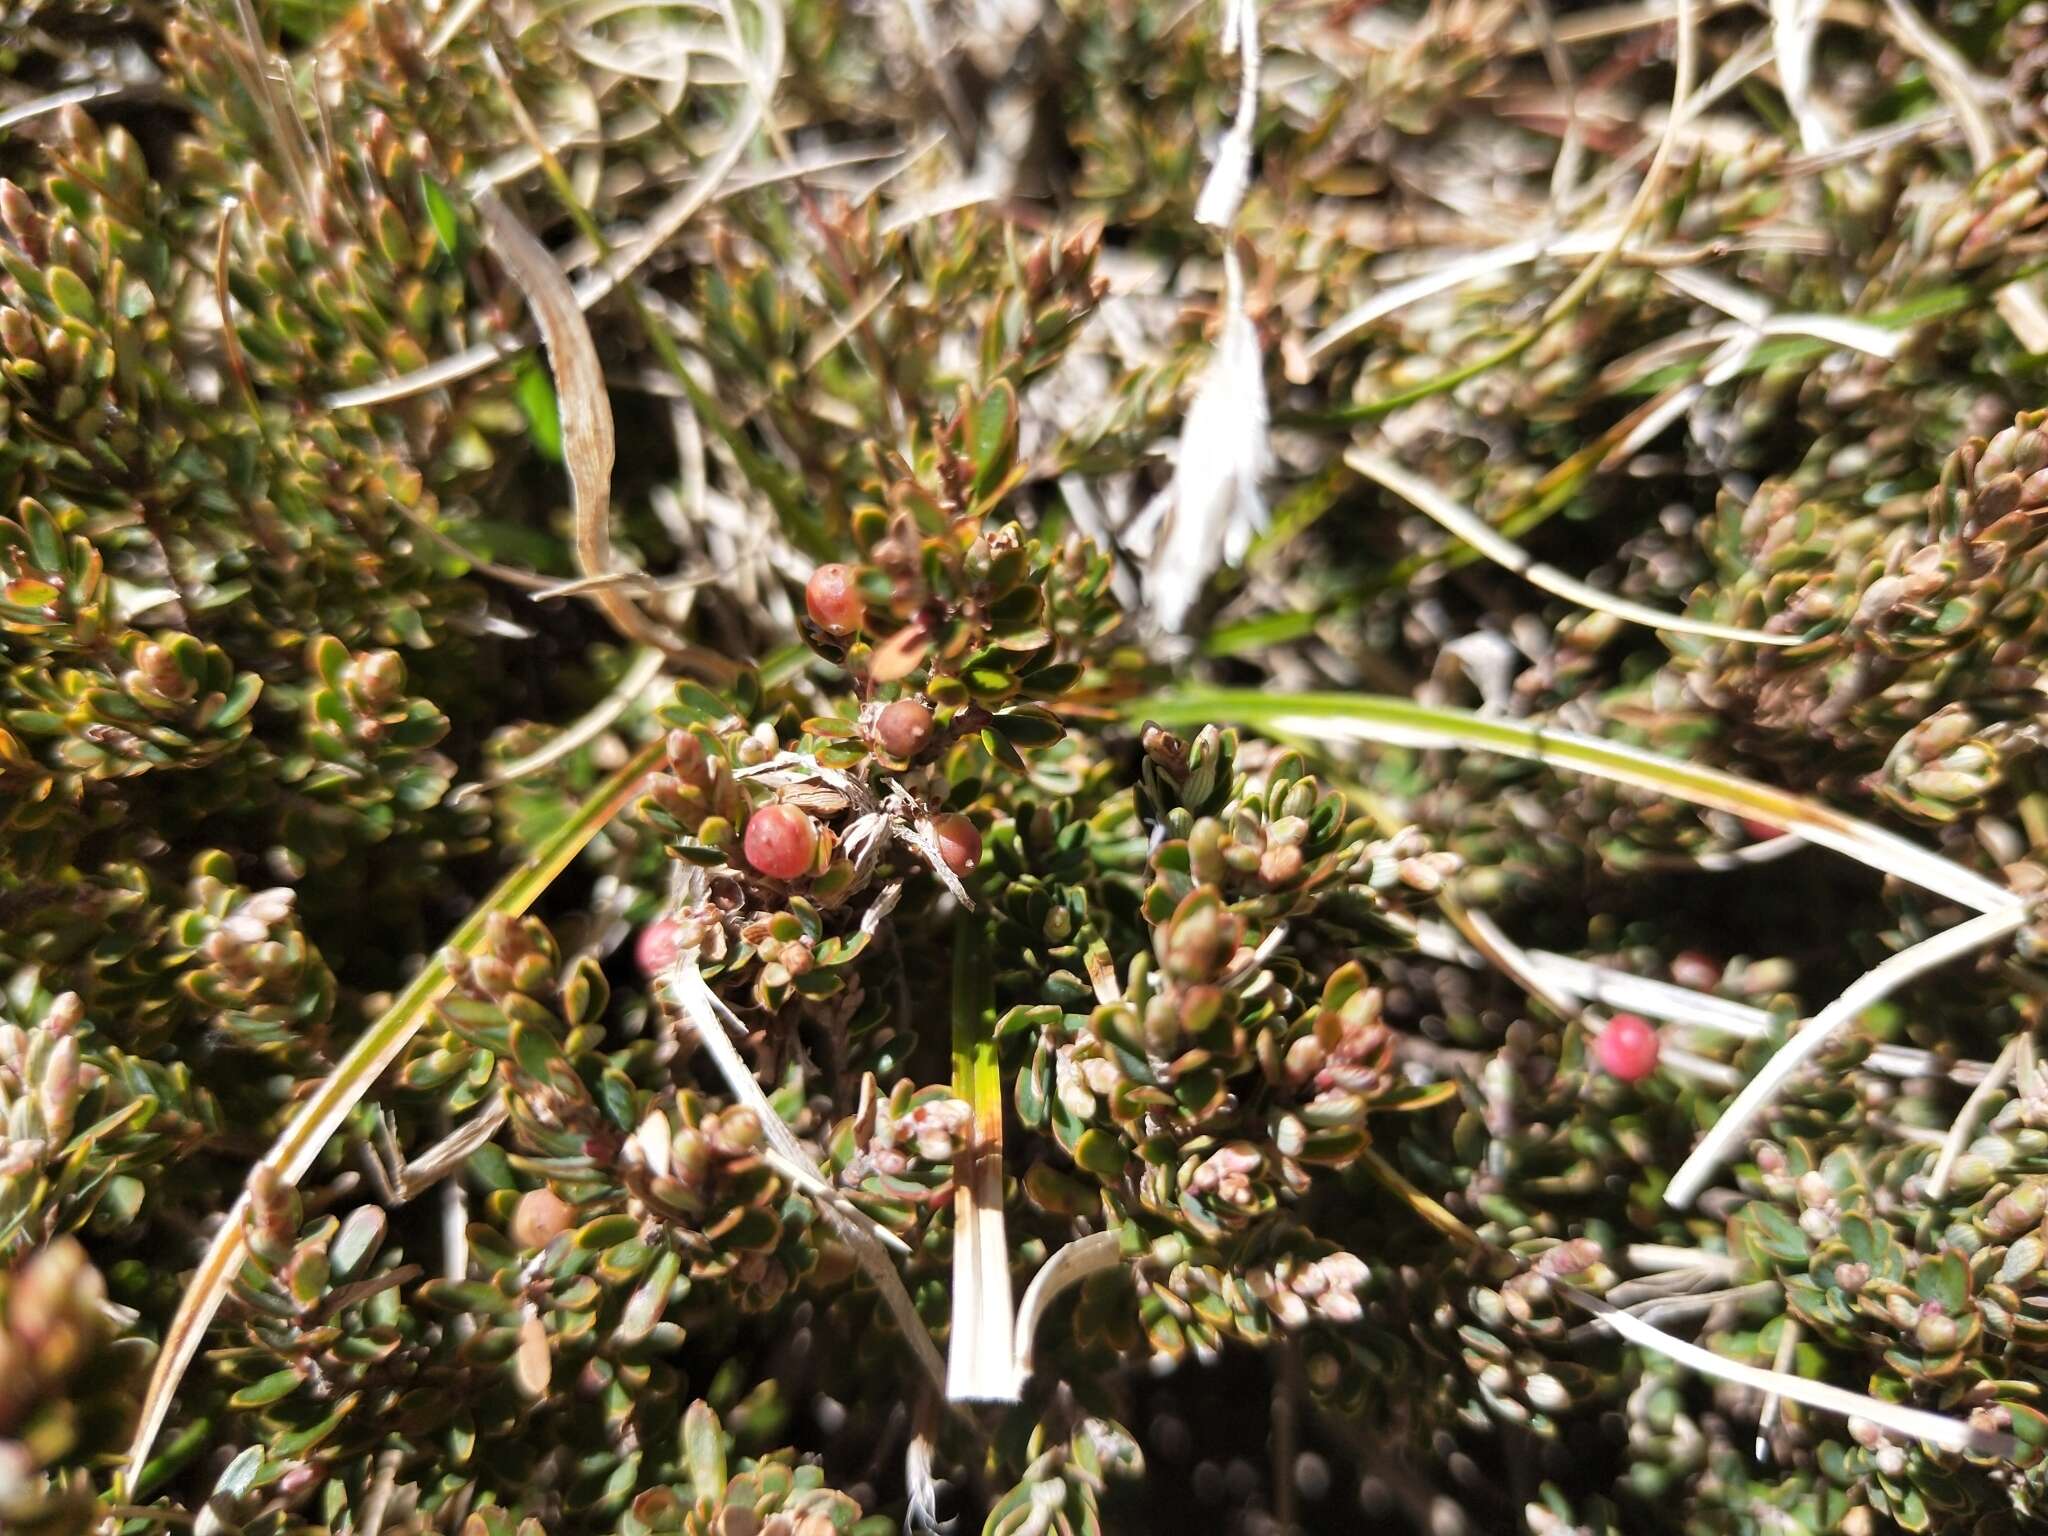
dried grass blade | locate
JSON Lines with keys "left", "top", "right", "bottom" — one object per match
{"left": 325, "top": 0, "right": 782, "bottom": 411}
{"left": 1927, "top": 1035, "right": 2021, "bottom": 1199}
{"left": 948, "top": 911, "right": 1018, "bottom": 1401}
{"left": 1412, "top": 917, "right": 1999, "bottom": 1086}
{"left": 1567, "top": 1282, "right": 2015, "bottom": 1457}
{"left": 1011, "top": 1231, "right": 1121, "bottom": 1382}
{"left": 0, "top": 79, "right": 137, "bottom": 133}
{"left": 1306, "top": 225, "right": 1621, "bottom": 362}
{"left": 1664, "top": 905, "right": 2029, "bottom": 1208}
{"left": 665, "top": 962, "right": 942, "bottom": 1381}
{"left": 454, "top": 645, "right": 666, "bottom": 803}
{"left": 1451, "top": 903, "right": 1743, "bottom": 1088}
{"left": 474, "top": 191, "right": 731, "bottom": 679}
{"left": 1345, "top": 447, "right": 1798, "bottom": 647}
{"left": 1357, "top": 1151, "right": 2014, "bottom": 1458}
{"left": 120, "top": 737, "right": 665, "bottom": 1492}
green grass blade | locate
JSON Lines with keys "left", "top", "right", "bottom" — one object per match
{"left": 120, "top": 737, "right": 664, "bottom": 1492}
{"left": 1138, "top": 689, "right": 2016, "bottom": 914}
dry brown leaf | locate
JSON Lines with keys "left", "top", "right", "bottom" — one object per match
{"left": 474, "top": 190, "right": 736, "bottom": 683}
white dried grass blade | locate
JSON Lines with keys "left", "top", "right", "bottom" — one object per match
{"left": 1346, "top": 447, "right": 1799, "bottom": 646}
{"left": 1306, "top": 225, "right": 1623, "bottom": 361}
{"left": 1454, "top": 906, "right": 1743, "bottom": 1087}
{"left": 1660, "top": 268, "right": 1902, "bottom": 361}
{"left": 1665, "top": 905, "right": 2029, "bottom": 1209}
{"left": 1926, "top": 1035, "right": 2019, "bottom": 1199}
{"left": 455, "top": 645, "right": 666, "bottom": 803}
{"left": 1412, "top": 916, "right": 1998, "bottom": 1086}
{"left": 757, "top": 1148, "right": 911, "bottom": 1255}
{"left": 571, "top": 32, "right": 698, "bottom": 84}
{"left": 668, "top": 965, "right": 907, "bottom": 1254}
{"left": 1660, "top": 264, "right": 1772, "bottom": 328}
{"left": 1149, "top": 254, "right": 1270, "bottom": 632}
{"left": 667, "top": 961, "right": 942, "bottom": 1383}
{"left": 1755, "top": 314, "right": 1901, "bottom": 360}
{"left": 1683, "top": 832, "right": 1805, "bottom": 871}
{"left": 1012, "top": 1231, "right": 1121, "bottom": 1381}
{"left": 1565, "top": 1282, "right": 2016, "bottom": 1457}
{"left": 1879, "top": 0, "right": 2048, "bottom": 352}
{"left": 1194, "top": 0, "right": 1261, "bottom": 228}
{"left": 947, "top": 1140, "right": 1018, "bottom": 1401}
{"left": 1193, "top": 132, "right": 1251, "bottom": 229}
{"left": 426, "top": 0, "right": 489, "bottom": 55}
{"left": 946, "top": 916, "right": 1017, "bottom": 1403}
{"left": 0, "top": 79, "right": 136, "bottom": 132}
{"left": 1768, "top": 0, "right": 1830, "bottom": 150}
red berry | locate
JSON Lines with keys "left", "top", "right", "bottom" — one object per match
{"left": 1670, "top": 950, "right": 1721, "bottom": 992}
{"left": 805, "top": 564, "right": 864, "bottom": 637}
{"left": 931, "top": 813, "right": 981, "bottom": 878}
{"left": 874, "top": 698, "right": 934, "bottom": 760}
{"left": 1596, "top": 1013, "right": 1661, "bottom": 1081}
{"left": 1739, "top": 816, "right": 1782, "bottom": 842}
{"left": 744, "top": 803, "right": 819, "bottom": 881}
{"left": 635, "top": 919, "right": 682, "bottom": 977}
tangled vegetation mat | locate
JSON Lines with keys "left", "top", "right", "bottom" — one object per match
{"left": 8, "top": 0, "right": 2048, "bottom": 1531}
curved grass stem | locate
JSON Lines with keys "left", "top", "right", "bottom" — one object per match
{"left": 121, "top": 736, "right": 667, "bottom": 1493}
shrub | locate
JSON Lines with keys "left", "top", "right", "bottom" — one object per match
{"left": 9, "top": 1, "right": 2048, "bottom": 1533}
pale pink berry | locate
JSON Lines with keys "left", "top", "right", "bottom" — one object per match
{"left": 1670, "top": 950, "right": 1721, "bottom": 992}
{"left": 635, "top": 919, "right": 682, "bottom": 978}
{"left": 744, "top": 803, "right": 818, "bottom": 881}
{"left": 805, "top": 564, "right": 864, "bottom": 636}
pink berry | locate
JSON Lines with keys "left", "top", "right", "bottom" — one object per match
{"left": 635, "top": 919, "right": 682, "bottom": 977}
{"left": 744, "top": 803, "right": 819, "bottom": 881}
{"left": 1670, "top": 950, "right": 1721, "bottom": 992}
{"left": 805, "top": 564, "right": 864, "bottom": 637}
{"left": 873, "top": 698, "right": 934, "bottom": 760}
{"left": 1596, "top": 1013, "right": 1661, "bottom": 1081}
{"left": 1671, "top": 958, "right": 1720, "bottom": 991}
{"left": 931, "top": 813, "right": 981, "bottom": 878}
{"left": 1740, "top": 816, "right": 1782, "bottom": 842}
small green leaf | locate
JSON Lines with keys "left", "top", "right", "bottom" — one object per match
{"left": 969, "top": 381, "right": 1019, "bottom": 502}
{"left": 515, "top": 358, "right": 564, "bottom": 463}
{"left": 46, "top": 264, "right": 97, "bottom": 322}
{"left": 682, "top": 1400, "right": 727, "bottom": 1501}
{"left": 419, "top": 174, "right": 463, "bottom": 257}
{"left": 228, "top": 1368, "right": 303, "bottom": 1410}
